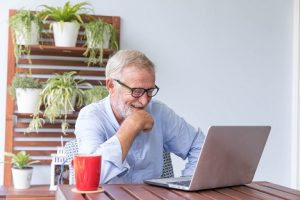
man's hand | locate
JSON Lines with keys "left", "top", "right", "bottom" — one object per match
{"left": 116, "top": 110, "right": 154, "bottom": 161}
{"left": 127, "top": 110, "right": 154, "bottom": 132}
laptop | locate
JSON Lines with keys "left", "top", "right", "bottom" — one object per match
{"left": 144, "top": 126, "right": 271, "bottom": 191}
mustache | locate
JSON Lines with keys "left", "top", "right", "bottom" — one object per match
{"left": 131, "top": 102, "right": 144, "bottom": 109}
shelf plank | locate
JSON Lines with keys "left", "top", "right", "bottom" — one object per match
{"left": 13, "top": 141, "right": 67, "bottom": 147}
{"left": 18, "top": 58, "right": 107, "bottom": 67}
{"left": 13, "top": 150, "right": 56, "bottom": 156}
{"left": 14, "top": 132, "right": 75, "bottom": 138}
{"left": 15, "top": 123, "right": 76, "bottom": 129}
{"left": 16, "top": 68, "right": 106, "bottom": 77}
{"left": 29, "top": 45, "right": 115, "bottom": 57}
{"left": 14, "top": 112, "right": 79, "bottom": 119}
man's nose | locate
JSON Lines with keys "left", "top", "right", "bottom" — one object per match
{"left": 138, "top": 92, "right": 150, "bottom": 105}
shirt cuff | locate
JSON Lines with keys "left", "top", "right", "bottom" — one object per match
{"left": 95, "top": 135, "right": 130, "bottom": 173}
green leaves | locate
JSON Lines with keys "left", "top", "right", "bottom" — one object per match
{"left": 9, "top": 10, "right": 42, "bottom": 63}
{"left": 27, "top": 71, "right": 91, "bottom": 134}
{"left": 9, "top": 75, "right": 42, "bottom": 99}
{"left": 10, "top": 10, "right": 41, "bottom": 30}
{"left": 83, "top": 85, "right": 108, "bottom": 105}
{"left": 5, "top": 151, "right": 39, "bottom": 169}
{"left": 83, "top": 19, "right": 118, "bottom": 65}
{"left": 37, "top": 1, "right": 93, "bottom": 23}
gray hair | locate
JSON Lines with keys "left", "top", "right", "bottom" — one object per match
{"left": 105, "top": 49, "right": 155, "bottom": 80}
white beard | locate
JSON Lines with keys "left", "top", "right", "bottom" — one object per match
{"left": 115, "top": 95, "right": 144, "bottom": 119}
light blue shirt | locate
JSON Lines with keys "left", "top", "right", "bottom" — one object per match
{"left": 75, "top": 96, "right": 205, "bottom": 184}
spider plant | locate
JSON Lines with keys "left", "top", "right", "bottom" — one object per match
{"left": 9, "top": 10, "right": 42, "bottom": 63}
{"left": 83, "top": 19, "right": 118, "bottom": 66}
{"left": 37, "top": 1, "right": 92, "bottom": 23}
{"left": 9, "top": 74, "right": 43, "bottom": 113}
{"left": 27, "top": 71, "right": 91, "bottom": 134}
{"left": 83, "top": 84, "right": 108, "bottom": 105}
{"left": 9, "top": 74, "right": 42, "bottom": 100}
{"left": 37, "top": 1, "right": 93, "bottom": 47}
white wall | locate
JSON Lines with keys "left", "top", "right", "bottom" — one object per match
{"left": 0, "top": 0, "right": 294, "bottom": 188}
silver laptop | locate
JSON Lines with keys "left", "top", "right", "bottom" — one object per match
{"left": 144, "top": 126, "right": 271, "bottom": 191}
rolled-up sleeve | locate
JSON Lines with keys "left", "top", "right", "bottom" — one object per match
{"left": 75, "top": 102, "right": 130, "bottom": 183}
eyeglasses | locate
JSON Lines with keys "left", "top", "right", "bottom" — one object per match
{"left": 114, "top": 79, "right": 159, "bottom": 98}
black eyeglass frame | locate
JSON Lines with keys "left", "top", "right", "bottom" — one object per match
{"left": 113, "top": 79, "right": 159, "bottom": 98}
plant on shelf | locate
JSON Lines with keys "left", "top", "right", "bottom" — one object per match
{"left": 37, "top": 1, "right": 93, "bottom": 47}
{"left": 83, "top": 84, "right": 108, "bottom": 105}
{"left": 83, "top": 19, "right": 118, "bottom": 66}
{"left": 5, "top": 151, "right": 39, "bottom": 189}
{"left": 9, "top": 74, "right": 43, "bottom": 113}
{"left": 9, "top": 9, "right": 42, "bottom": 63}
{"left": 27, "top": 71, "right": 91, "bottom": 134}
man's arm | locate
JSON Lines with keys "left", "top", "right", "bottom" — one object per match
{"left": 182, "top": 128, "right": 205, "bottom": 176}
{"left": 75, "top": 104, "right": 154, "bottom": 183}
{"left": 158, "top": 102, "right": 205, "bottom": 176}
{"left": 116, "top": 110, "right": 154, "bottom": 161}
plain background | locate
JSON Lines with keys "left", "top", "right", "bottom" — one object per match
{"left": 0, "top": 0, "right": 295, "bottom": 188}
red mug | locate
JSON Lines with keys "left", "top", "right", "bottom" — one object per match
{"left": 72, "top": 154, "right": 101, "bottom": 191}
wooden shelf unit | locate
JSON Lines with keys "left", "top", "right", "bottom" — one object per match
{"left": 4, "top": 9, "right": 120, "bottom": 186}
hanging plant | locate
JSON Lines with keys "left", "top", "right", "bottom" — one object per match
{"left": 83, "top": 19, "right": 118, "bottom": 66}
{"left": 9, "top": 10, "right": 42, "bottom": 63}
{"left": 27, "top": 71, "right": 91, "bottom": 134}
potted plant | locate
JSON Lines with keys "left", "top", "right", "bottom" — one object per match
{"left": 83, "top": 84, "right": 108, "bottom": 105}
{"left": 9, "top": 9, "right": 42, "bottom": 63}
{"left": 37, "top": 1, "right": 92, "bottom": 47}
{"left": 5, "top": 151, "right": 39, "bottom": 189}
{"left": 83, "top": 19, "right": 118, "bottom": 65}
{"left": 9, "top": 74, "right": 43, "bottom": 113}
{"left": 27, "top": 71, "right": 91, "bottom": 134}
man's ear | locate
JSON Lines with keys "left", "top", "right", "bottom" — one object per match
{"left": 106, "top": 78, "right": 114, "bottom": 94}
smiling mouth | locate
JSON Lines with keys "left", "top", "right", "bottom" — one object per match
{"left": 131, "top": 105, "right": 144, "bottom": 110}
{"left": 131, "top": 102, "right": 145, "bottom": 110}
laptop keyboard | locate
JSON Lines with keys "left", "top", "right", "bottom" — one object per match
{"left": 168, "top": 180, "right": 191, "bottom": 187}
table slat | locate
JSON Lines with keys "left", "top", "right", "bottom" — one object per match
{"left": 101, "top": 185, "right": 136, "bottom": 200}
{"left": 232, "top": 186, "right": 285, "bottom": 200}
{"left": 201, "top": 190, "right": 236, "bottom": 200}
{"left": 171, "top": 189, "right": 214, "bottom": 200}
{"left": 258, "top": 182, "right": 300, "bottom": 196}
{"left": 247, "top": 183, "right": 300, "bottom": 200}
{"left": 122, "top": 186, "right": 163, "bottom": 200}
{"left": 216, "top": 188, "right": 260, "bottom": 200}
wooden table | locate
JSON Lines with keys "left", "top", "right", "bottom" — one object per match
{"left": 56, "top": 182, "right": 300, "bottom": 200}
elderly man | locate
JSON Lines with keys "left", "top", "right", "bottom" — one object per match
{"left": 75, "top": 49, "right": 205, "bottom": 184}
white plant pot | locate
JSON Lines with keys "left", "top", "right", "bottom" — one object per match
{"left": 15, "top": 21, "right": 40, "bottom": 45}
{"left": 86, "top": 28, "right": 111, "bottom": 49}
{"left": 12, "top": 167, "right": 33, "bottom": 189}
{"left": 16, "top": 88, "right": 42, "bottom": 113}
{"left": 52, "top": 22, "right": 80, "bottom": 47}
